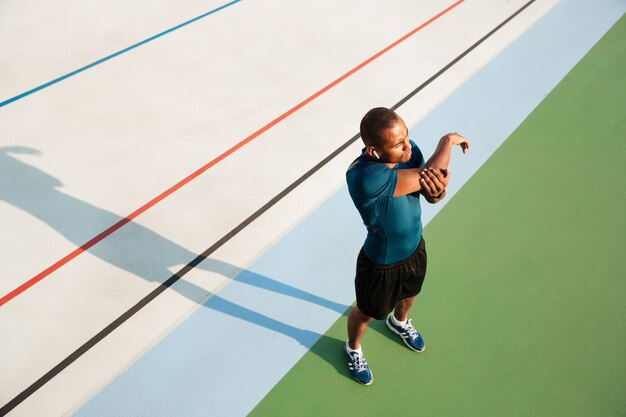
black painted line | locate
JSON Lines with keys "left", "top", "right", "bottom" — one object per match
{"left": 392, "top": 0, "right": 536, "bottom": 111}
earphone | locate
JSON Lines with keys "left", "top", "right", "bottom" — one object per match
{"left": 372, "top": 150, "right": 381, "bottom": 160}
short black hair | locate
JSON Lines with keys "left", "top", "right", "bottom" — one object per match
{"left": 359, "top": 107, "right": 399, "bottom": 147}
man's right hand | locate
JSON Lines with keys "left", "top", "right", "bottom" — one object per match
{"left": 444, "top": 132, "right": 470, "bottom": 154}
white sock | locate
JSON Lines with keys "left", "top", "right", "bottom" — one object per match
{"left": 346, "top": 341, "right": 362, "bottom": 354}
{"left": 391, "top": 314, "right": 407, "bottom": 327}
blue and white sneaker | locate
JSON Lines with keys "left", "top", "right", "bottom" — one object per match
{"left": 345, "top": 345, "right": 373, "bottom": 385}
{"left": 386, "top": 314, "right": 425, "bottom": 352}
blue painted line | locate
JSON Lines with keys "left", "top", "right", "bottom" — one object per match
{"left": 0, "top": 0, "right": 242, "bottom": 108}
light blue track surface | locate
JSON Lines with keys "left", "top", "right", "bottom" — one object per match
{"left": 74, "top": 189, "right": 363, "bottom": 417}
{"left": 73, "top": 1, "right": 624, "bottom": 416}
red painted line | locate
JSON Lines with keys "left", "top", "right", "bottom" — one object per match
{"left": 0, "top": 0, "right": 464, "bottom": 308}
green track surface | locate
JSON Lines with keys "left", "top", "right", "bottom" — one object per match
{"left": 250, "top": 15, "right": 626, "bottom": 417}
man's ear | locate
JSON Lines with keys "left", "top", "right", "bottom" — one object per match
{"left": 366, "top": 146, "right": 380, "bottom": 160}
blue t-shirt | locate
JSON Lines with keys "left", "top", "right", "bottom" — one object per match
{"left": 346, "top": 140, "right": 425, "bottom": 265}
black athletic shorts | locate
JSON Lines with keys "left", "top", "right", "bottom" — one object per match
{"left": 354, "top": 237, "right": 427, "bottom": 320}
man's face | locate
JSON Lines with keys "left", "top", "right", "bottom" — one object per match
{"left": 377, "top": 117, "right": 412, "bottom": 164}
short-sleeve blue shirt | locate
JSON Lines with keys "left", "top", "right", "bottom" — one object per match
{"left": 346, "top": 140, "right": 425, "bottom": 265}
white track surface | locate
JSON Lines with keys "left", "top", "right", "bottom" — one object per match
{"left": 1, "top": 1, "right": 623, "bottom": 416}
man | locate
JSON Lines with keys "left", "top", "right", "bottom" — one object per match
{"left": 345, "top": 107, "right": 469, "bottom": 385}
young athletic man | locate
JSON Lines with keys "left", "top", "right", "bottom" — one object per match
{"left": 345, "top": 107, "right": 469, "bottom": 385}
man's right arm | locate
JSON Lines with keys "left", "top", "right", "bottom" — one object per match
{"left": 424, "top": 132, "right": 469, "bottom": 170}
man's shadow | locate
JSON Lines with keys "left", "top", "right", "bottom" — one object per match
{"left": 1, "top": 146, "right": 353, "bottom": 374}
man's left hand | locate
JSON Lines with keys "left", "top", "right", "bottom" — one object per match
{"left": 420, "top": 168, "right": 448, "bottom": 198}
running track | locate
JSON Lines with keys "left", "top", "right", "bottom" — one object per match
{"left": 1, "top": 0, "right": 624, "bottom": 415}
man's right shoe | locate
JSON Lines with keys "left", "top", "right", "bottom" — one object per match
{"left": 345, "top": 345, "right": 373, "bottom": 385}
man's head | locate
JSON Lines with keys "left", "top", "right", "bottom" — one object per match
{"left": 360, "top": 107, "right": 412, "bottom": 165}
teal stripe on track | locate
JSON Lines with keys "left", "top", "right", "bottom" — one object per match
{"left": 0, "top": 0, "right": 241, "bottom": 108}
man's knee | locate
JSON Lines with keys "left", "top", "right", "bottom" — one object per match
{"left": 351, "top": 305, "right": 374, "bottom": 323}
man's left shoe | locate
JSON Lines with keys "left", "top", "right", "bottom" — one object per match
{"left": 386, "top": 314, "right": 425, "bottom": 352}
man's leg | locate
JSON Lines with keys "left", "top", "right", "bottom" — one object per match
{"left": 393, "top": 295, "right": 416, "bottom": 321}
{"left": 387, "top": 295, "right": 425, "bottom": 352}
{"left": 347, "top": 305, "right": 373, "bottom": 350}
{"left": 346, "top": 305, "right": 374, "bottom": 385}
